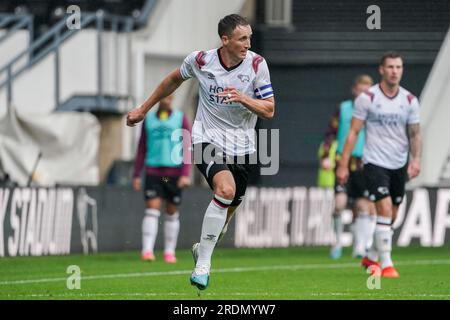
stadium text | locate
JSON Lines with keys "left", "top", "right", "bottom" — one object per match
{"left": 0, "top": 188, "right": 73, "bottom": 257}
{"left": 235, "top": 187, "right": 450, "bottom": 248}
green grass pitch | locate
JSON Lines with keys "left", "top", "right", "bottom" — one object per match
{"left": 1, "top": 246, "right": 449, "bottom": 300}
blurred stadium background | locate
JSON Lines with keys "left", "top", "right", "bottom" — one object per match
{"left": 0, "top": 0, "right": 449, "bottom": 300}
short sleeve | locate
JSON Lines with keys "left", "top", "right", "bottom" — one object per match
{"left": 180, "top": 51, "right": 198, "bottom": 80}
{"left": 253, "top": 58, "right": 274, "bottom": 99}
{"left": 352, "top": 93, "right": 371, "bottom": 121}
{"left": 408, "top": 97, "right": 420, "bottom": 124}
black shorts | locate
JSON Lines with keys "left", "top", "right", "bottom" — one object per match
{"left": 334, "top": 169, "right": 369, "bottom": 200}
{"left": 363, "top": 163, "right": 408, "bottom": 205}
{"left": 194, "top": 143, "right": 255, "bottom": 207}
{"left": 144, "top": 175, "right": 182, "bottom": 205}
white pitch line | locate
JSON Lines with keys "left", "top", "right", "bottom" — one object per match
{"left": 1, "top": 259, "right": 450, "bottom": 286}
{"left": 2, "top": 292, "right": 450, "bottom": 299}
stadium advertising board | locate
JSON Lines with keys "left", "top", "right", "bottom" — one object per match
{"left": 0, "top": 186, "right": 449, "bottom": 257}
{"left": 235, "top": 187, "right": 450, "bottom": 248}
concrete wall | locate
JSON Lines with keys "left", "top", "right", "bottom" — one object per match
{"left": 0, "top": 30, "right": 132, "bottom": 115}
{"left": 97, "top": 114, "right": 124, "bottom": 184}
{"left": 409, "top": 29, "right": 450, "bottom": 187}
{"left": 0, "top": 29, "right": 29, "bottom": 71}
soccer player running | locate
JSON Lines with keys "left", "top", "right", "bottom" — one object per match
{"left": 336, "top": 52, "right": 421, "bottom": 278}
{"left": 321, "top": 75, "right": 376, "bottom": 260}
{"left": 132, "top": 94, "right": 192, "bottom": 264}
{"left": 126, "top": 14, "right": 275, "bottom": 290}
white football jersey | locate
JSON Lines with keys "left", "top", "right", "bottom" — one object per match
{"left": 353, "top": 84, "right": 420, "bottom": 169}
{"left": 180, "top": 48, "right": 274, "bottom": 156}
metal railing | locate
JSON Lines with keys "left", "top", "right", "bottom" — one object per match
{"left": 0, "top": 13, "right": 34, "bottom": 46}
{"left": 0, "top": 0, "right": 157, "bottom": 110}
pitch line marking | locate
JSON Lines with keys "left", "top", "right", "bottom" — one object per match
{"left": 1, "top": 259, "right": 450, "bottom": 286}
{"left": 1, "top": 292, "right": 450, "bottom": 299}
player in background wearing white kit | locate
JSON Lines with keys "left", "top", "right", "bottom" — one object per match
{"left": 126, "top": 14, "right": 275, "bottom": 290}
{"left": 337, "top": 52, "right": 421, "bottom": 277}
{"left": 321, "top": 75, "right": 376, "bottom": 260}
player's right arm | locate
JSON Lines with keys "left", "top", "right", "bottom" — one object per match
{"left": 127, "top": 69, "right": 185, "bottom": 127}
{"left": 321, "top": 106, "right": 340, "bottom": 170}
{"left": 132, "top": 120, "right": 147, "bottom": 191}
{"left": 336, "top": 117, "right": 364, "bottom": 184}
{"left": 336, "top": 92, "right": 369, "bottom": 184}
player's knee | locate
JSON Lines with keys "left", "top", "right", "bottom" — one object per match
{"left": 354, "top": 199, "right": 369, "bottom": 213}
{"left": 216, "top": 184, "right": 236, "bottom": 201}
{"left": 368, "top": 203, "right": 377, "bottom": 215}
{"left": 146, "top": 198, "right": 161, "bottom": 210}
{"left": 334, "top": 194, "right": 347, "bottom": 211}
{"left": 375, "top": 197, "right": 393, "bottom": 216}
{"left": 166, "top": 205, "right": 179, "bottom": 215}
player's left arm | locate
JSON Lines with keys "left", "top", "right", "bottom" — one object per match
{"left": 407, "top": 96, "right": 422, "bottom": 179}
{"left": 178, "top": 114, "right": 192, "bottom": 188}
{"left": 242, "top": 95, "right": 275, "bottom": 119}
{"left": 408, "top": 123, "right": 421, "bottom": 179}
{"left": 219, "top": 90, "right": 274, "bottom": 119}
{"left": 218, "top": 57, "right": 275, "bottom": 119}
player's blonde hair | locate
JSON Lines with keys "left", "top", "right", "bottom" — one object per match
{"left": 354, "top": 74, "right": 373, "bottom": 86}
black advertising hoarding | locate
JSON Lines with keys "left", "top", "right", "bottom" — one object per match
{"left": 0, "top": 186, "right": 449, "bottom": 257}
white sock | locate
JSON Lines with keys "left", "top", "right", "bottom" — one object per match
{"left": 164, "top": 212, "right": 180, "bottom": 255}
{"left": 353, "top": 211, "right": 370, "bottom": 256}
{"left": 142, "top": 208, "right": 160, "bottom": 254}
{"left": 332, "top": 213, "right": 343, "bottom": 247}
{"left": 367, "top": 216, "right": 381, "bottom": 261}
{"left": 375, "top": 216, "right": 394, "bottom": 269}
{"left": 366, "top": 215, "right": 377, "bottom": 253}
{"left": 367, "top": 240, "right": 378, "bottom": 261}
{"left": 196, "top": 195, "right": 232, "bottom": 268}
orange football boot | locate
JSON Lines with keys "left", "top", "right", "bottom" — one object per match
{"left": 361, "top": 256, "right": 380, "bottom": 269}
{"left": 381, "top": 266, "right": 400, "bottom": 278}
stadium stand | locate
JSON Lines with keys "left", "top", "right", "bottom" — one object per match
{"left": 253, "top": 0, "right": 450, "bottom": 187}
{"left": 0, "top": 0, "right": 157, "bottom": 185}
{"left": 1, "top": 0, "right": 449, "bottom": 187}
{"left": 0, "top": 1, "right": 146, "bottom": 39}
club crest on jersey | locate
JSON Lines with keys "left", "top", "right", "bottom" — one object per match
{"left": 238, "top": 74, "right": 250, "bottom": 83}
